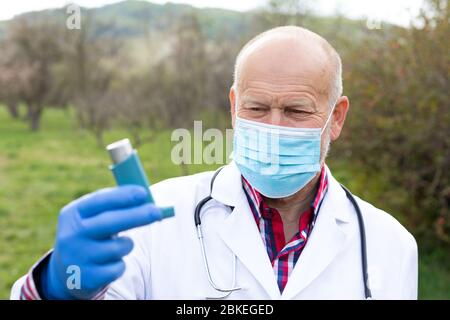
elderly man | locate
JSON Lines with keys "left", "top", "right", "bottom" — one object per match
{"left": 11, "top": 26, "right": 417, "bottom": 300}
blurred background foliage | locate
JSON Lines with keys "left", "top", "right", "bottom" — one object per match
{"left": 0, "top": 0, "right": 448, "bottom": 299}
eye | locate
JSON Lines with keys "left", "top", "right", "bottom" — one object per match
{"left": 250, "top": 106, "right": 266, "bottom": 112}
{"left": 244, "top": 103, "right": 269, "bottom": 113}
{"left": 285, "top": 108, "right": 311, "bottom": 115}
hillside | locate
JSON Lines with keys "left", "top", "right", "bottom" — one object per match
{"left": 0, "top": 0, "right": 371, "bottom": 42}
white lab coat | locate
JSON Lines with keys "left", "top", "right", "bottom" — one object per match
{"left": 11, "top": 161, "right": 418, "bottom": 299}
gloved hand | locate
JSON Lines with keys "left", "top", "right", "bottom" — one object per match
{"left": 40, "top": 185, "right": 164, "bottom": 300}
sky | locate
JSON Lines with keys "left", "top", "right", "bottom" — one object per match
{"left": 0, "top": 0, "right": 425, "bottom": 26}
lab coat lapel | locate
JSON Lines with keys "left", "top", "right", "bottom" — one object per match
{"left": 218, "top": 198, "right": 281, "bottom": 299}
{"left": 281, "top": 168, "right": 350, "bottom": 299}
{"left": 211, "top": 163, "right": 352, "bottom": 299}
{"left": 212, "top": 161, "right": 281, "bottom": 299}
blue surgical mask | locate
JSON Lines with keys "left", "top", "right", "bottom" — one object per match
{"left": 232, "top": 109, "right": 334, "bottom": 198}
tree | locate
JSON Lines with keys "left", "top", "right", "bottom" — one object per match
{"left": 257, "top": 0, "right": 310, "bottom": 28}
{"left": 163, "top": 11, "right": 208, "bottom": 128}
{"left": 0, "top": 42, "right": 22, "bottom": 119}
{"left": 203, "top": 34, "right": 240, "bottom": 128}
{"left": 62, "top": 17, "right": 125, "bottom": 145}
{"left": 113, "top": 70, "right": 167, "bottom": 147}
{"left": 4, "top": 16, "right": 63, "bottom": 131}
{"left": 337, "top": 0, "right": 449, "bottom": 244}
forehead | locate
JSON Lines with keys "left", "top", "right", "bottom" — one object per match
{"left": 237, "top": 34, "right": 331, "bottom": 98}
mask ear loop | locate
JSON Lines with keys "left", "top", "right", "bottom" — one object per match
{"left": 321, "top": 102, "right": 337, "bottom": 135}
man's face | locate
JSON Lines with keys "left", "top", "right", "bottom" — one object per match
{"left": 230, "top": 34, "right": 348, "bottom": 163}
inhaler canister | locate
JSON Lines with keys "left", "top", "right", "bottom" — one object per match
{"left": 106, "top": 138, "right": 174, "bottom": 219}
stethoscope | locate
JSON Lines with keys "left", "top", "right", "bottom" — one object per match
{"left": 194, "top": 166, "right": 373, "bottom": 300}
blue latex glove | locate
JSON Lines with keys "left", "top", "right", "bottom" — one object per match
{"left": 41, "top": 185, "right": 164, "bottom": 300}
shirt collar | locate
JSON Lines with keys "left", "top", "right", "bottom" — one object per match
{"left": 242, "top": 165, "right": 329, "bottom": 222}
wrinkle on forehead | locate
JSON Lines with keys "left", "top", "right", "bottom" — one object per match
{"left": 235, "top": 28, "right": 335, "bottom": 101}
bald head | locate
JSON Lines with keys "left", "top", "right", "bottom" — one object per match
{"left": 233, "top": 26, "right": 342, "bottom": 108}
{"left": 229, "top": 26, "right": 350, "bottom": 195}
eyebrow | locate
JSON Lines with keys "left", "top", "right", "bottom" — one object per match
{"left": 241, "top": 95, "right": 272, "bottom": 105}
{"left": 240, "top": 95, "right": 318, "bottom": 111}
{"left": 283, "top": 98, "right": 317, "bottom": 110}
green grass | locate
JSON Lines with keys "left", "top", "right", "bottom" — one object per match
{"left": 0, "top": 106, "right": 448, "bottom": 299}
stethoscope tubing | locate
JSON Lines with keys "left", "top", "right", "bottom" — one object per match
{"left": 194, "top": 166, "right": 372, "bottom": 299}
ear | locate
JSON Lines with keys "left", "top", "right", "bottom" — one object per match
{"left": 330, "top": 96, "right": 349, "bottom": 141}
{"left": 229, "top": 86, "right": 237, "bottom": 128}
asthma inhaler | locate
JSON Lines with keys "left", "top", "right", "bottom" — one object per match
{"left": 106, "top": 138, "right": 174, "bottom": 219}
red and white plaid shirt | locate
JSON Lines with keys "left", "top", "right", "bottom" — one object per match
{"left": 242, "top": 165, "right": 329, "bottom": 293}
